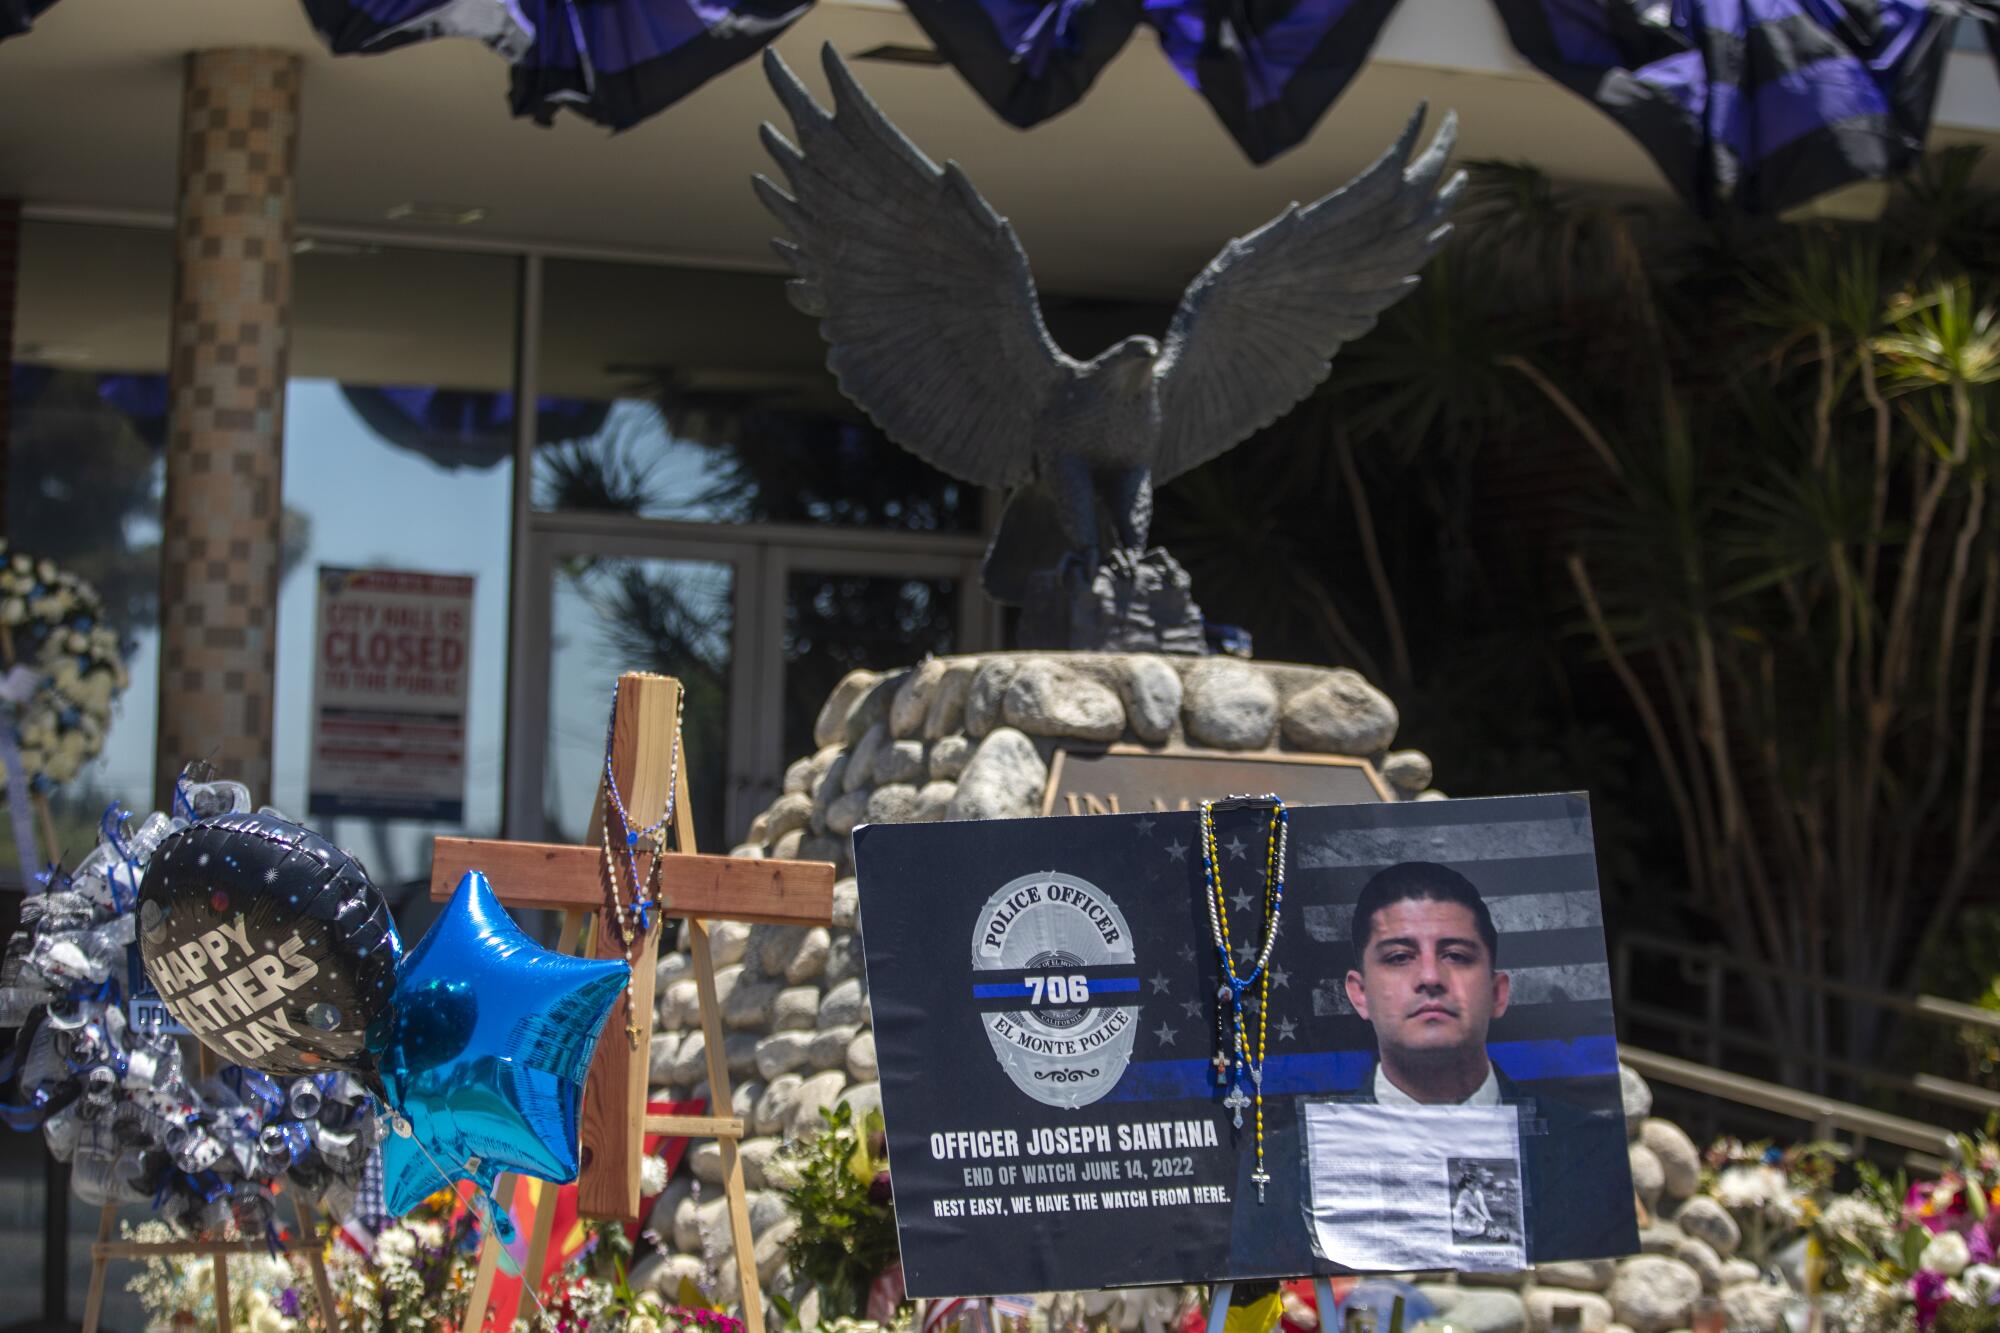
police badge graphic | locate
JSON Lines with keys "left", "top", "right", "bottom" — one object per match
{"left": 970, "top": 871, "right": 1140, "bottom": 1108}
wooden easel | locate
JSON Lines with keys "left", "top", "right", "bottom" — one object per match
{"left": 81, "top": 1188, "right": 340, "bottom": 1333}
{"left": 429, "top": 673, "right": 835, "bottom": 1333}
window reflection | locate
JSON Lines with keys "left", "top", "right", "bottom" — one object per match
{"left": 3, "top": 365, "right": 165, "bottom": 885}
{"left": 534, "top": 395, "right": 973, "bottom": 530}
{"left": 546, "top": 556, "right": 734, "bottom": 854}
{"left": 534, "top": 258, "right": 975, "bottom": 532}
{"left": 273, "top": 380, "right": 513, "bottom": 916}
{"left": 782, "top": 572, "right": 959, "bottom": 764}
{"left": 275, "top": 244, "right": 521, "bottom": 927}
{"left": 8, "top": 221, "right": 176, "bottom": 1330}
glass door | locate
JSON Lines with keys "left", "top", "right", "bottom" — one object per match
{"left": 545, "top": 553, "right": 737, "bottom": 854}
{"left": 513, "top": 518, "right": 995, "bottom": 858}
{"left": 512, "top": 522, "right": 759, "bottom": 854}
{"left": 746, "top": 545, "right": 991, "bottom": 822}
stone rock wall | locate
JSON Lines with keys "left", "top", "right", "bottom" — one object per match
{"left": 632, "top": 652, "right": 1784, "bottom": 1331}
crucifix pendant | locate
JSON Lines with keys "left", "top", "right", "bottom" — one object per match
{"left": 1223, "top": 1085, "right": 1250, "bottom": 1128}
{"left": 1211, "top": 1049, "right": 1231, "bottom": 1083}
{"left": 1251, "top": 1167, "right": 1270, "bottom": 1203}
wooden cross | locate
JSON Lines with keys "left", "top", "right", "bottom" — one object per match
{"left": 429, "top": 673, "right": 834, "bottom": 1332}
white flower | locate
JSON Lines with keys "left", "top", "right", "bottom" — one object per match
{"left": 628, "top": 1318, "right": 661, "bottom": 1333}
{"left": 1962, "top": 1264, "right": 2000, "bottom": 1300}
{"left": 1715, "top": 1164, "right": 1793, "bottom": 1218}
{"left": 1821, "top": 1195, "right": 1893, "bottom": 1246}
{"left": 374, "top": 1227, "right": 418, "bottom": 1269}
{"left": 641, "top": 1154, "right": 669, "bottom": 1196}
{"left": 249, "top": 1308, "right": 291, "bottom": 1333}
{"left": 1921, "top": 1230, "right": 1972, "bottom": 1278}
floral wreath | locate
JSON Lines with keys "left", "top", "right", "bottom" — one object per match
{"left": 0, "top": 538, "right": 130, "bottom": 793}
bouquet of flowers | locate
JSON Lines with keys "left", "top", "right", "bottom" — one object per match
{"left": 123, "top": 1219, "right": 328, "bottom": 1333}
{"left": 1785, "top": 1127, "right": 2000, "bottom": 1332}
{"left": 1700, "top": 1137, "right": 1837, "bottom": 1265}
{"left": 128, "top": 1188, "right": 744, "bottom": 1333}
{"left": 776, "top": 1101, "right": 904, "bottom": 1324}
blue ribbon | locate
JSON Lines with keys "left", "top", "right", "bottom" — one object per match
{"left": 99, "top": 802, "right": 145, "bottom": 913}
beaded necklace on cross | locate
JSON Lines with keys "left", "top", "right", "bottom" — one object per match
{"left": 1200, "top": 792, "right": 1289, "bottom": 1203}
{"left": 598, "top": 676, "right": 687, "bottom": 1047}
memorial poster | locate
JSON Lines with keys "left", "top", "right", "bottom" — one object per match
{"left": 307, "top": 566, "right": 474, "bottom": 822}
{"left": 851, "top": 793, "right": 1637, "bottom": 1297}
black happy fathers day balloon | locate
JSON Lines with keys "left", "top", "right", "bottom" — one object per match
{"left": 138, "top": 812, "right": 402, "bottom": 1076}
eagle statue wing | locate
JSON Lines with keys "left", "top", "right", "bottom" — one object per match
{"left": 755, "top": 45, "right": 1077, "bottom": 491}
{"left": 1151, "top": 107, "right": 1462, "bottom": 485}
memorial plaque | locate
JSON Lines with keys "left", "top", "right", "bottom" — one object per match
{"left": 1042, "top": 745, "right": 1389, "bottom": 818}
{"left": 853, "top": 793, "right": 1637, "bottom": 1297}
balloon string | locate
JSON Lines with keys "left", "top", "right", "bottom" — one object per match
{"left": 398, "top": 1125, "right": 484, "bottom": 1225}
{"left": 391, "top": 1118, "right": 545, "bottom": 1307}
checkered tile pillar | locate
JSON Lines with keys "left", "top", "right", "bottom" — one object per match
{"left": 154, "top": 50, "right": 302, "bottom": 811}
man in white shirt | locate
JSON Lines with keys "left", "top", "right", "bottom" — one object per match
{"left": 1343, "top": 861, "right": 1509, "bottom": 1106}
{"left": 1321, "top": 861, "right": 1631, "bottom": 1262}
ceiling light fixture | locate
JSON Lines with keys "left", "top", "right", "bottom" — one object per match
{"left": 852, "top": 43, "right": 947, "bottom": 66}
{"left": 17, "top": 342, "right": 93, "bottom": 364}
{"left": 294, "top": 238, "right": 384, "bottom": 256}
{"left": 385, "top": 202, "right": 489, "bottom": 226}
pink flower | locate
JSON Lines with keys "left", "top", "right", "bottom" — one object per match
{"left": 1971, "top": 1222, "right": 1996, "bottom": 1267}
{"left": 1912, "top": 1271, "right": 1952, "bottom": 1331}
{"left": 1908, "top": 1177, "right": 1970, "bottom": 1235}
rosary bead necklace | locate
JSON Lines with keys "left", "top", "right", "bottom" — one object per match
{"left": 599, "top": 677, "right": 687, "bottom": 1047}
{"left": 1200, "top": 793, "right": 1288, "bottom": 1203}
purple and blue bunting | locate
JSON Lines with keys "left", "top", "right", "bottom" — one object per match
{"left": 1490, "top": 0, "right": 1960, "bottom": 216}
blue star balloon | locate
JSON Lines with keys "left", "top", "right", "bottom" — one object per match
{"left": 371, "top": 870, "right": 627, "bottom": 1233}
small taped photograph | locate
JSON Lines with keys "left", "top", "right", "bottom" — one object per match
{"left": 1448, "top": 1156, "right": 1523, "bottom": 1250}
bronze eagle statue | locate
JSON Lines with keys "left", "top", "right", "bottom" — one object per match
{"left": 754, "top": 45, "right": 1462, "bottom": 650}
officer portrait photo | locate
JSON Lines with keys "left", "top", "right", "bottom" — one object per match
{"left": 1298, "top": 825, "right": 1637, "bottom": 1270}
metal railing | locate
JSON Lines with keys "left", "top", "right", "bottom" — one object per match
{"left": 1614, "top": 932, "right": 1997, "bottom": 1161}
{"left": 1620, "top": 1045, "right": 1954, "bottom": 1170}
